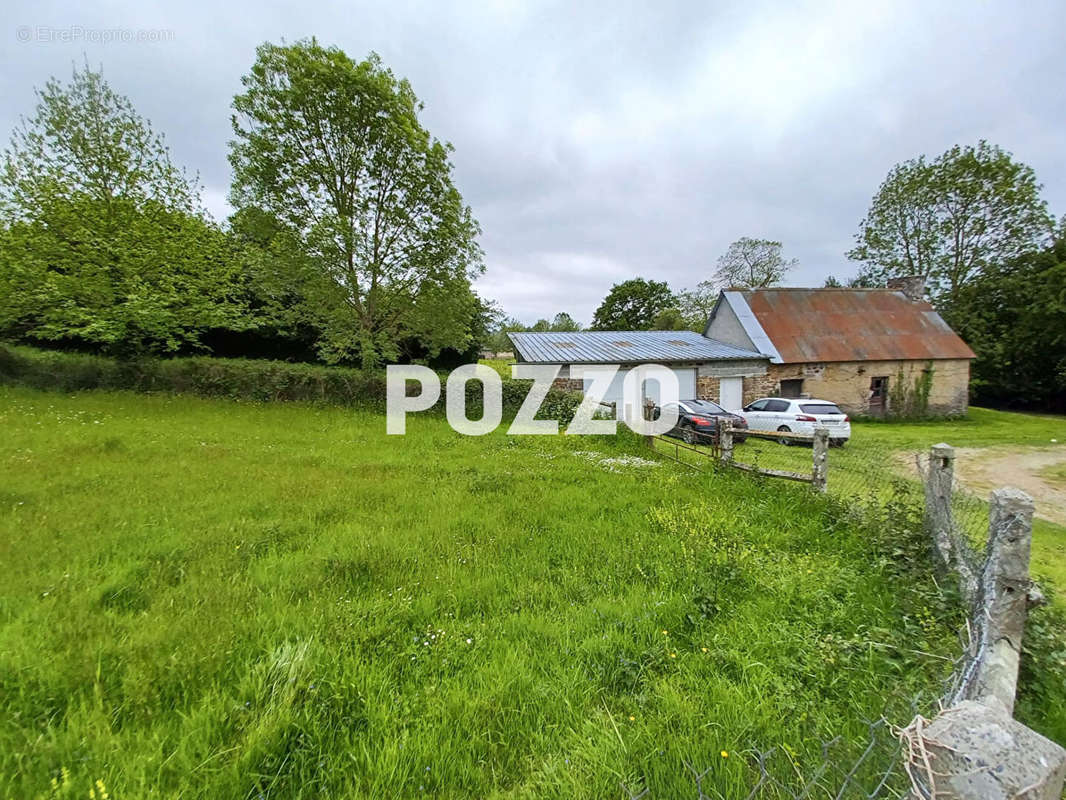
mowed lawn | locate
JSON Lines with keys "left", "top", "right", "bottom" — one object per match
{"left": 0, "top": 387, "right": 1047, "bottom": 799}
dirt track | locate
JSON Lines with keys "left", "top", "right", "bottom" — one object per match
{"left": 951, "top": 446, "right": 1066, "bottom": 527}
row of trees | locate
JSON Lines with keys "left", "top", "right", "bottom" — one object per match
{"left": 0, "top": 43, "right": 490, "bottom": 368}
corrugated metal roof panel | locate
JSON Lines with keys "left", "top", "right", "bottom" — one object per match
{"left": 740, "top": 289, "right": 976, "bottom": 363}
{"left": 508, "top": 330, "right": 768, "bottom": 364}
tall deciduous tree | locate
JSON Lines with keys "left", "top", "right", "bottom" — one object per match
{"left": 0, "top": 64, "right": 242, "bottom": 354}
{"left": 847, "top": 141, "right": 1053, "bottom": 302}
{"left": 713, "top": 238, "right": 796, "bottom": 288}
{"left": 590, "top": 278, "right": 675, "bottom": 330}
{"left": 229, "top": 40, "right": 482, "bottom": 367}
{"left": 676, "top": 280, "right": 718, "bottom": 330}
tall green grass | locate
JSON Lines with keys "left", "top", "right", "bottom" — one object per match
{"left": 0, "top": 387, "right": 1045, "bottom": 799}
{"left": 652, "top": 409, "right": 1066, "bottom": 743}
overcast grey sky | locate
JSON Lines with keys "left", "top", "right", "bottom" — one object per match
{"left": 4, "top": 0, "right": 1065, "bottom": 324}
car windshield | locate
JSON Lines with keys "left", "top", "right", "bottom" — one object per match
{"left": 684, "top": 400, "right": 726, "bottom": 414}
{"left": 800, "top": 403, "right": 844, "bottom": 415}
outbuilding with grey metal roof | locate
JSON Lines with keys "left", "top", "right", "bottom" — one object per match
{"left": 508, "top": 330, "right": 771, "bottom": 412}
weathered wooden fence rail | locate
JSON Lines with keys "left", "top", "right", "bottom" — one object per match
{"left": 720, "top": 419, "right": 829, "bottom": 492}
{"left": 639, "top": 403, "right": 830, "bottom": 491}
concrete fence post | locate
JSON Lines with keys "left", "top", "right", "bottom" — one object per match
{"left": 927, "top": 443, "right": 956, "bottom": 569}
{"left": 719, "top": 418, "right": 733, "bottom": 464}
{"left": 911, "top": 487, "right": 1066, "bottom": 800}
{"left": 969, "top": 488, "right": 1035, "bottom": 715}
{"left": 811, "top": 427, "right": 828, "bottom": 492}
{"left": 920, "top": 701, "right": 1066, "bottom": 800}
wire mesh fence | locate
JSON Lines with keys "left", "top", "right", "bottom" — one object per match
{"left": 606, "top": 634, "right": 1016, "bottom": 800}
{"left": 635, "top": 428, "right": 1006, "bottom": 799}
{"left": 617, "top": 716, "right": 919, "bottom": 800}
{"left": 723, "top": 433, "right": 990, "bottom": 547}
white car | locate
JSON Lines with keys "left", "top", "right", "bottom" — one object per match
{"left": 741, "top": 397, "right": 851, "bottom": 445}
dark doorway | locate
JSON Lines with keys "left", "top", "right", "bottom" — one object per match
{"left": 869, "top": 376, "right": 889, "bottom": 415}
{"left": 779, "top": 378, "right": 804, "bottom": 398}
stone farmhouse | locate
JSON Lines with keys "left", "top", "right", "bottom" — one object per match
{"left": 702, "top": 279, "right": 975, "bottom": 416}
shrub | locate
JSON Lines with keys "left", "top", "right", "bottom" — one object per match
{"left": 0, "top": 345, "right": 584, "bottom": 424}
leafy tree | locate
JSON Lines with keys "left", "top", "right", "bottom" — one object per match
{"left": 464, "top": 294, "right": 500, "bottom": 354}
{"left": 822, "top": 274, "right": 881, "bottom": 289}
{"left": 676, "top": 280, "right": 718, "bottom": 330}
{"left": 399, "top": 288, "right": 494, "bottom": 367}
{"left": 485, "top": 311, "right": 581, "bottom": 352}
{"left": 651, "top": 307, "right": 687, "bottom": 330}
{"left": 229, "top": 40, "right": 482, "bottom": 367}
{"left": 550, "top": 312, "right": 581, "bottom": 332}
{"left": 0, "top": 64, "right": 243, "bottom": 354}
{"left": 713, "top": 237, "right": 796, "bottom": 288}
{"left": 487, "top": 315, "right": 525, "bottom": 353}
{"left": 847, "top": 141, "right": 1053, "bottom": 303}
{"left": 590, "top": 278, "right": 675, "bottom": 330}
{"left": 223, "top": 206, "right": 321, "bottom": 356}
{"left": 944, "top": 234, "right": 1066, "bottom": 412}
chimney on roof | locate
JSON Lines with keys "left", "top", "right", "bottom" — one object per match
{"left": 886, "top": 275, "right": 926, "bottom": 301}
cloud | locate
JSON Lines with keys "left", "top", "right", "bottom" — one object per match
{"left": 3, "top": 0, "right": 1064, "bottom": 325}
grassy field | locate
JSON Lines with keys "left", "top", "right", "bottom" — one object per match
{"left": 0, "top": 388, "right": 1061, "bottom": 799}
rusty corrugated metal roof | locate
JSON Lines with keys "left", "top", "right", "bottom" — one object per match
{"left": 740, "top": 289, "right": 976, "bottom": 363}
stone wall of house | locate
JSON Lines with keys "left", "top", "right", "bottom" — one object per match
{"left": 551, "top": 377, "right": 582, "bottom": 392}
{"left": 696, "top": 376, "right": 719, "bottom": 401}
{"left": 695, "top": 374, "right": 775, "bottom": 404}
{"left": 739, "top": 359, "right": 970, "bottom": 416}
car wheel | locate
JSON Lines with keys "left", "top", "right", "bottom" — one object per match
{"left": 682, "top": 426, "right": 698, "bottom": 445}
{"left": 776, "top": 425, "right": 792, "bottom": 446}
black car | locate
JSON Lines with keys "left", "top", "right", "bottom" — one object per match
{"left": 655, "top": 399, "right": 748, "bottom": 445}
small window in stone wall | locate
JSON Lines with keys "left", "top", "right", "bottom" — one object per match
{"left": 780, "top": 378, "right": 804, "bottom": 398}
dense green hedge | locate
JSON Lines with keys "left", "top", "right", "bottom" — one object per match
{"left": 0, "top": 345, "right": 583, "bottom": 423}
